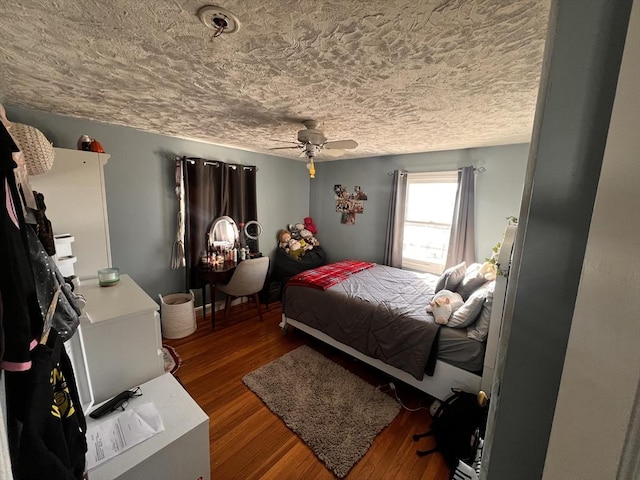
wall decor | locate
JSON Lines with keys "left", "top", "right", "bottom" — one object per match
{"left": 333, "top": 184, "right": 368, "bottom": 225}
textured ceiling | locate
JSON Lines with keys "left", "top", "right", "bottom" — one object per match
{"left": 0, "top": 0, "right": 550, "bottom": 161}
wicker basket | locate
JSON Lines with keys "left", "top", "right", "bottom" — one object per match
{"left": 159, "top": 291, "right": 197, "bottom": 339}
{"left": 10, "top": 123, "right": 55, "bottom": 176}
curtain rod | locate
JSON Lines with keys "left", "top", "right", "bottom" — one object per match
{"left": 178, "top": 156, "right": 258, "bottom": 171}
{"left": 387, "top": 166, "right": 486, "bottom": 176}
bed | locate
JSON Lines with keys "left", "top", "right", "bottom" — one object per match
{"left": 280, "top": 225, "right": 516, "bottom": 401}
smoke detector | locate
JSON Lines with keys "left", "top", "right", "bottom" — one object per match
{"left": 198, "top": 5, "right": 240, "bottom": 35}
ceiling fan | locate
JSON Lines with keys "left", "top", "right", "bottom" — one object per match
{"left": 270, "top": 120, "right": 358, "bottom": 178}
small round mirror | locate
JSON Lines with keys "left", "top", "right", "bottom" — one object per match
{"left": 244, "top": 220, "right": 263, "bottom": 240}
{"left": 208, "top": 215, "right": 238, "bottom": 250}
{"left": 242, "top": 220, "right": 262, "bottom": 253}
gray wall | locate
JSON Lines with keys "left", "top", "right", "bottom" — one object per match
{"left": 8, "top": 100, "right": 528, "bottom": 298}
{"left": 6, "top": 106, "right": 310, "bottom": 300}
{"left": 543, "top": 1, "right": 639, "bottom": 477}
{"left": 484, "top": 1, "right": 636, "bottom": 479}
{"left": 309, "top": 144, "right": 529, "bottom": 264}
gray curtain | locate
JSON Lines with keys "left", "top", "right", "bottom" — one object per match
{"left": 383, "top": 170, "right": 407, "bottom": 267}
{"left": 445, "top": 166, "right": 476, "bottom": 268}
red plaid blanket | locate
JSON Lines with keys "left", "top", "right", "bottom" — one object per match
{"left": 287, "top": 260, "right": 375, "bottom": 290}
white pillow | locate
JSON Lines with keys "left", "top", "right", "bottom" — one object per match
{"left": 467, "top": 282, "right": 495, "bottom": 341}
{"left": 447, "top": 285, "right": 488, "bottom": 328}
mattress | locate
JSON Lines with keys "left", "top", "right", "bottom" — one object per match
{"left": 438, "top": 326, "right": 485, "bottom": 373}
{"left": 283, "top": 264, "right": 485, "bottom": 378}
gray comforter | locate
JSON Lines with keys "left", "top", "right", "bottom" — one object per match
{"left": 282, "top": 264, "right": 441, "bottom": 379}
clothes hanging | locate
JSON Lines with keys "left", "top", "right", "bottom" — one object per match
{"left": 5, "top": 329, "right": 87, "bottom": 480}
{"left": 1, "top": 123, "right": 86, "bottom": 479}
{"left": 25, "top": 225, "right": 82, "bottom": 342}
{"left": 0, "top": 144, "right": 42, "bottom": 372}
{"left": 32, "top": 190, "right": 56, "bottom": 256}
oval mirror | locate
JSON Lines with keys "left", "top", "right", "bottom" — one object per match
{"left": 208, "top": 215, "right": 238, "bottom": 250}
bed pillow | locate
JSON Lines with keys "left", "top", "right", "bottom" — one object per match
{"left": 467, "top": 281, "right": 495, "bottom": 342}
{"left": 447, "top": 285, "right": 488, "bottom": 328}
{"left": 455, "top": 263, "right": 490, "bottom": 300}
{"left": 435, "top": 262, "right": 466, "bottom": 293}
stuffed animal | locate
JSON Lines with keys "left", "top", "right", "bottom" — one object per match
{"left": 306, "top": 235, "right": 320, "bottom": 247}
{"left": 278, "top": 229, "right": 292, "bottom": 250}
{"left": 300, "top": 238, "right": 312, "bottom": 251}
{"left": 299, "top": 228, "right": 320, "bottom": 247}
{"left": 287, "top": 238, "right": 306, "bottom": 260}
{"left": 479, "top": 261, "right": 497, "bottom": 281}
{"left": 304, "top": 217, "right": 318, "bottom": 234}
{"left": 288, "top": 238, "right": 301, "bottom": 251}
{"left": 287, "top": 223, "right": 302, "bottom": 239}
{"left": 299, "top": 228, "right": 312, "bottom": 238}
{"left": 426, "top": 290, "right": 464, "bottom": 325}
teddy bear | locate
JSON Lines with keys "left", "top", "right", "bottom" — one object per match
{"left": 278, "top": 229, "right": 292, "bottom": 250}
{"left": 426, "top": 290, "right": 464, "bottom": 325}
{"left": 304, "top": 217, "right": 318, "bottom": 234}
{"left": 294, "top": 223, "right": 306, "bottom": 237}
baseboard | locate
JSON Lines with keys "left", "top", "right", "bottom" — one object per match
{"left": 193, "top": 297, "right": 245, "bottom": 315}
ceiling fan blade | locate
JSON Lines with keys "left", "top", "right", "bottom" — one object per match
{"left": 324, "top": 139, "right": 358, "bottom": 150}
{"left": 269, "top": 146, "right": 301, "bottom": 150}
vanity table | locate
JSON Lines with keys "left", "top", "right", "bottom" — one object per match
{"left": 202, "top": 215, "right": 264, "bottom": 329}
{"left": 202, "top": 215, "right": 239, "bottom": 330}
{"left": 197, "top": 261, "right": 236, "bottom": 329}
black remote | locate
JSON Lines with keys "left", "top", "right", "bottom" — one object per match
{"left": 88, "top": 389, "right": 136, "bottom": 419}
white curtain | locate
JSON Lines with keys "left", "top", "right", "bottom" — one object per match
{"left": 383, "top": 170, "right": 407, "bottom": 267}
{"left": 445, "top": 166, "right": 476, "bottom": 267}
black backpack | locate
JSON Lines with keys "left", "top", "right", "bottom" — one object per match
{"left": 413, "top": 389, "right": 489, "bottom": 473}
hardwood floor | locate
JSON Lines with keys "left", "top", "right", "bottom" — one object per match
{"left": 163, "top": 300, "right": 449, "bottom": 480}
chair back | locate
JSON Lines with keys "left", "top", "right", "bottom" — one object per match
{"left": 218, "top": 256, "right": 270, "bottom": 297}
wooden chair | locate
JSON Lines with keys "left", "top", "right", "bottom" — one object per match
{"left": 217, "top": 256, "right": 270, "bottom": 324}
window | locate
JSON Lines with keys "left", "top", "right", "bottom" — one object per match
{"left": 402, "top": 171, "right": 458, "bottom": 274}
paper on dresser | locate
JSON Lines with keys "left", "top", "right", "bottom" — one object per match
{"left": 85, "top": 402, "right": 164, "bottom": 470}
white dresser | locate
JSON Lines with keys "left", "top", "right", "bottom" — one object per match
{"left": 77, "top": 274, "right": 164, "bottom": 404}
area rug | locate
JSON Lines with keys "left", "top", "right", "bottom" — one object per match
{"left": 161, "top": 344, "right": 182, "bottom": 374}
{"left": 242, "top": 345, "right": 400, "bottom": 478}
